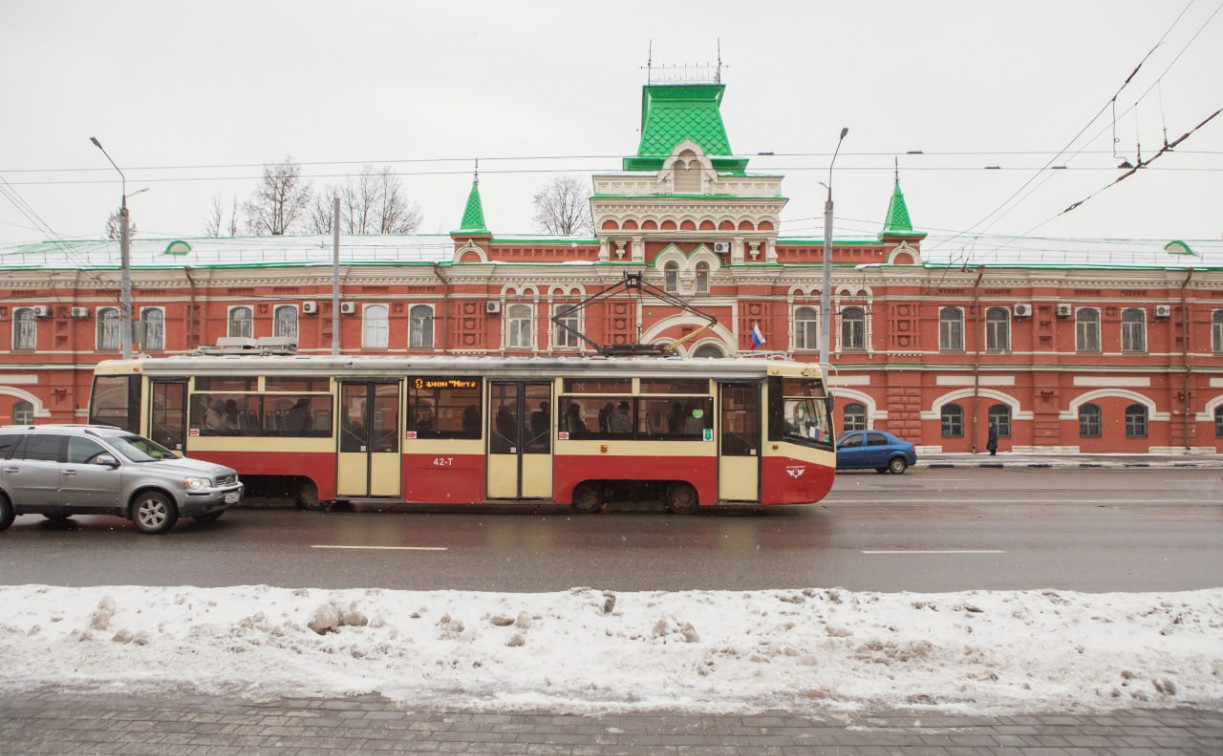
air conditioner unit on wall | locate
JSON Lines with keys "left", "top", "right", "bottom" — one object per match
{"left": 69, "top": 307, "right": 89, "bottom": 319}
{"left": 712, "top": 242, "right": 730, "bottom": 254}
{"left": 1013, "top": 303, "right": 1032, "bottom": 317}
{"left": 302, "top": 301, "right": 318, "bottom": 315}
{"left": 1154, "top": 304, "right": 1171, "bottom": 318}
{"left": 31, "top": 305, "right": 50, "bottom": 317}
{"left": 339, "top": 302, "right": 356, "bottom": 315}
{"left": 1056, "top": 303, "right": 1072, "bottom": 317}
{"left": 486, "top": 300, "right": 502, "bottom": 314}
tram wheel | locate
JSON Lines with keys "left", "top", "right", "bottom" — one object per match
{"left": 571, "top": 483, "right": 602, "bottom": 514}
{"left": 665, "top": 482, "right": 699, "bottom": 515}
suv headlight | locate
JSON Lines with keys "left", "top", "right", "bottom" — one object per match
{"left": 184, "top": 477, "right": 213, "bottom": 491}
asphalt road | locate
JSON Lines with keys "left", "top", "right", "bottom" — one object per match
{"left": 0, "top": 467, "right": 1218, "bottom": 593}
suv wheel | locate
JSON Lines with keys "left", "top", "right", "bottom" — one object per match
{"left": 132, "top": 492, "right": 178, "bottom": 535}
{"left": 0, "top": 494, "right": 14, "bottom": 532}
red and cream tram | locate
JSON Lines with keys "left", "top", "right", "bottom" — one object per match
{"left": 89, "top": 354, "right": 835, "bottom": 512}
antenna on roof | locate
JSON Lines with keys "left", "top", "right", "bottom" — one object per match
{"left": 716, "top": 39, "right": 722, "bottom": 83}
{"left": 645, "top": 40, "right": 653, "bottom": 85}
{"left": 473, "top": 157, "right": 479, "bottom": 184}
{"left": 894, "top": 156, "right": 899, "bottom": 183}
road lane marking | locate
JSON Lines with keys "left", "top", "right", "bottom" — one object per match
{"left": 861, "top": 550, "right": 1005, "bottom": 555}
{"left": 311, "top": 545, "right": 448, "bottom": 551}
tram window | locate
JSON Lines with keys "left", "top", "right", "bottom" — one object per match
{"left": 767, "top": 377, "right": 832, "bottom": 447}
{"left": 639, "top": 379, "right": 709, "bottom": 395}
{"left": 89, "top": 374, "right": 138, "bottom": 431}
{"left": 558, "top": 398, "right": 596, "bottom": 438}
{"left": 195, "top": 377, "right": 257, "bottom": 392}
{"left": 263, "top": 395, "right": 332, "bottom": 437}
{"left": 193, "top": 393, "right": 260, "bottom": 436}
{"left": 563, "top": 378, "right": 631, "bottom": 394}
{"left": 407, "top": 377, "right": 481, "bottom": 439}
{"left": 637, "top": 397, "right": 711, "bottom": 439}
{"left": 266, "top": 377, "right": 330, "bottom": 392}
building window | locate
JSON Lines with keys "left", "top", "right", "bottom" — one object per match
{"left": 941, "top": 403, "right": 964, "bottom": 438}
{"left": 1213, "top": 311, "right": 1223, "bottom": 354}
{"left": 664, "top": 261, "right": 679, "bottom": 293}
{"left": 985, "top": 307, "right": 1010, "bottom": 351}
{"left": 274, "top": 305, "right": 298, "bottom": 340}
{"left": 1121, "top": 308, "right": 1146, "bottom": 353}
{"left": 228, "top": 306, "right": 253, "bottom": 338}
{"left": 553, "top": 305, "right": 579, "bottom": 349}
{"left": 409, "top": 304, "right": 433, "bottom": 349}
{"left": 1076, "top": 308, "right": 1100, "bottom": 352}
{"left": 13, "top": 307, "right": 36, "bottom": 351}
{"left": 988, "top": 403, "right": 1012, "bottom": 438}
{"left": 939, "top": 306, "right": 964, "bottom": 351}
{"left": 12, "top": 400, "right": 33, "bottom": 425}
{"left": 98, "top": 307, "right": 121, "bottom": 351}
{"left": 1079, "top": 403, "right": 1101, "bottom": 437}
{"left": 695, "top": 261, "right": 710, "bottom": 294}
{"left": 840, "top": 306, "right": 865, "bottom": 351}
{"left": 141, "top": 308, "right": 165, "bottom": 351}
{"left": 691, "top": 343, "right": 724, "bottom": 358}
{"left": 507, "top": 303, "right": 532, "bottom": 348}
{"left": 794, "top": 306, "right": 818, "bottom": 351}
{"left": 842, "top": 402, "right": 866, "bottom": 432}
{"left": 1125, "top": 404, "right": 1148, "bottom": 438}
{"left": 363, "top": 304, "right": 388, "bottom": 349}
{"left": 1216, "top": 406, "right": 1223, "bottom": 438}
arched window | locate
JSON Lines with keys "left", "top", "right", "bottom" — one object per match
{"left": 794, "top": 306, "right": 818, "bottom": 351}
{"left": 12, "top": 307, "right": 36, "bottom": 351}
{"left": 1079, "top": 403, "right": 1101, "bottom": 437}
{"left": 985, "top": 307, "right": 1010, "bottom": 351}
{"left": 1121, "top": 308, "right": 1146, "bottom": 353}
{"left": 98, "top": 307, "right": 121, "bottom": 351}
{"left": 1216, "top": 406, "right": 1223, "bottom": 438}
{"left": 842, "top": 402, "right": 867, "bottom": 432}
{"left": 1125, "top": 403, "right": 1148, "bottom": 438}
{"left": 409, "top": 304, "right": 433, "bottom": 349}
{"left": 988, "top": 403, "right": 1011, "bottom": 438}
{"left": 141, "top": 308, "right": 165, "bottom": 351}
{"left": 941, "top": 403, "right": 964, "bottom": 438}
{"left": 507, "top": 303, "right": 532, "bottom": 348}
{"left": 1213, "top": 310, "right": 1223, "bottom": 354}
{"left": 553, "top": 303, "right": 579, "bottom": 349}
{"left": 228, "top": 306, "right": 253, "bottom": 339}
{"left": 691, "top": 343, "right": 724, "bottom": 358}
{"left": 673, "top": 154, "right": 701, "bottom": 193}
{"left": 1076, "top": 308, "right": 1100, "bottom": 352}
{"left": 363, "top": 304, "right": 388, "bottom": 349}
{"left": 939, "top": 306, "right": 963, "bottom": 351}
{"left": 840, "top": 306, "right": 865, "bottom": 351}
{"left": 12, "top": 400, "right": 33, "bottom": 425}
{"left": 273, "top": 305, "right": 298, "bottom": 340}
{"left": 663, "top": 261, "right": 679, "bottom": 293}
{"left": 695, "top": 261, "right": 710, "bottom": 294}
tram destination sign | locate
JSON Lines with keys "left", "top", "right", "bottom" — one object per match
{"left": 413, "top": 377, "right": 479, "bottom": 391}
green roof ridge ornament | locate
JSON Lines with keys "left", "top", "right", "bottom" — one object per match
{"left": 163, "top": 240, "right": 192, "bottom": 256}
{"left": 455, "top": 160, "right": 490, "bottom": 235}
{"left": 1163, "top": 240, "right": 1195, "bottom": 256}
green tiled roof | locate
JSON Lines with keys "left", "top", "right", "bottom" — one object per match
{"left": 879, "top": 179, "right": 925, "bottom": 239}
{"left": 455, "top": 180, "right": 489, "bottom": 235}
{"left": 623, "top": 84, "right": 748, "bottom": 172}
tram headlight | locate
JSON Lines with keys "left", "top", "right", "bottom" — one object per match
{"left": 183, "top": 476, "right": 212, "bottom": 491}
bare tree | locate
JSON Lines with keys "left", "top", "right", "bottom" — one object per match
{"left": 244, "top": 157, "right": 312, "bottom": 236}
{"left": 310, "top": 165, "right": 422, "bottom": 235}
{"left": 105, "top": 210, "right": 136, "bottom": 240}
{"left": 204, "top": 194, "right": 243, "bottom": 237}
{"left": 532, "top": 175, "right": 592, "bottom": 235}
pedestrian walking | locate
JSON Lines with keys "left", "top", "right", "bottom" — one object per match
{"left": 987, "top": 420, "right": 998, "bottom": 456}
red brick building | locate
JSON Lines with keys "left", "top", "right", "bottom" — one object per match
{"left": 2, "top": 81, "right": 1220, "bottom": 454}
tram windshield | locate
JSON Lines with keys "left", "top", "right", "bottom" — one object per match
{"left": 769, "top": 377, "right": 833, "bottom": 447}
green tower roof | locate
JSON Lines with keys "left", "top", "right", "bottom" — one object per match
{"left": 623, "top": 84, "right": 749, "bottom": 173}
{"left": 880, "top": 177, "right": 925, "bottom": 239}
{"left": 455, "top": 179, "right": 490, "bottom": 235}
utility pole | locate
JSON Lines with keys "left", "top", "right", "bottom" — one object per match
{"left": 332, "top": 195, "right": 340, "bottom": 356}
{"left": 818, "top": 127, "right": 849, "bottom": 375}
{"left": 90, "top": 137, "right": 133, "bottom": 360}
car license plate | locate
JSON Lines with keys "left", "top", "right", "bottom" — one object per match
{"left": 224, "top": 492, "right": 240, "bottom": 504}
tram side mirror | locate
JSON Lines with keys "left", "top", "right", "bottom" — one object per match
{"left": 825, "top": 395, "right": 835, "bottom": 419}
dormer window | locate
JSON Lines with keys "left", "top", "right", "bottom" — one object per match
{"left": 673, "top": 151, "right": 701, "bottom": 194}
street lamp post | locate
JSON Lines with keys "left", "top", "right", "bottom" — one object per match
{"left": 818, "top": 127, "right": 849, "bottom": 376}
{"left": 90, "top": 137, "right": 133, "bottom": 360}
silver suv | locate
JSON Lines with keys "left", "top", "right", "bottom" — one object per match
{"left": 0, "top": 425, "right": 243, "bottom": 535}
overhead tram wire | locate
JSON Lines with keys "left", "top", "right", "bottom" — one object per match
{"left": 925, "top": 0, "right": 1199, "bottom": 253}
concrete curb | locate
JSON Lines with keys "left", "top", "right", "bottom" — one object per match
{"left": 921, "top": 454, "right": 1223, "bottom": 470}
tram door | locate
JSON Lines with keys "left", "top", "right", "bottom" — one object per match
{"left": 149, "top": 379, "right": 187, "bottom": 452}
{"left": 337, "top": 381, "right": 401, "bottom": 498}
{"left": 487, "top": 381, "right": 553, "bottom": 499}
{"left": 718, "top": 382, "right": 761, "bottom": 502}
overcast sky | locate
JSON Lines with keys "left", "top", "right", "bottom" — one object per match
{"left": 1, "top": 1, "right": 1220, "bottom": 251}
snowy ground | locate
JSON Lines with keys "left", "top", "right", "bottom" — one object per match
{"left": 0, "top": 584, "right": 1219, "bottom": 715}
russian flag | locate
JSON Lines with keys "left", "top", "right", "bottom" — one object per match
{"left": 750, "top": 323, "right": 766, "bottom": 349}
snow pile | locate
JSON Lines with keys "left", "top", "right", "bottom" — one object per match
{"left": 0, "top": 585, "right": 1219, "bottom": 714}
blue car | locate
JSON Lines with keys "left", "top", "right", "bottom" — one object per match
{"left": 836, "top": 430, "right": 917, "bottom": 474}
